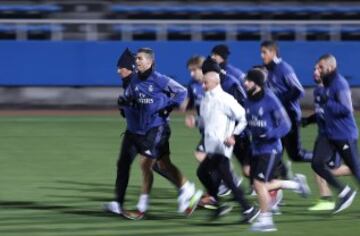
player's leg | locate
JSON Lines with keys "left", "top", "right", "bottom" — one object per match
{"left": 150, "top": 124, "right": 203, "bottom": 214}
{"left": 217, "top": 134, "right": 247, "bottom": 197}
{"left": 214, "top": 154, "right": 259, "bottom": 223}
{"left": 197, "top": 154, "right": 221, "bottom": 202}
{"left": 282, "top": 114, "right": 312, "bottom": 162}
{"left": 308, "top": 174, "right": 335, "bottom": 211}
{"left": 331, "top": 139, "right": 359, "bottom": 214}
{"left": 104, "top": 131, "right": 138, "bottom": 215}
{"left": 311, "top": 136, "right": 345, "bottom": 192}
{"left": 308, "top": 135, "right": 337, "bottom": 211}
{"left": 251, "top": 153, "right": 280, "bottom": 232}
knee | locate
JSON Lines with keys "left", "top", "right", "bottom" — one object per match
{"left": 311, "top": 158, "right": 324, "bottom": 172}
{"left": 140, "top": 157, "right": 154, "bottom": 172}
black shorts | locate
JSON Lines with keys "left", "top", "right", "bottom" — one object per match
{"left": 250, "top": 152, "right": 281, "bottom": 182}
{"left": 128, "top": 124, "right": 171, "bottom": 159}
{"left": 233, "top": 134, "right": 251, "bottom": 166}
{"left": 314, "top": 135, "right": 342, "bottom": 169}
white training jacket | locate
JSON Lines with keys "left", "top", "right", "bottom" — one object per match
{"left": 198, "top": 84, "right": 247, "bottom": 158}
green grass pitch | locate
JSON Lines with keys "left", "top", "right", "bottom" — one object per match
{"left": 0, "top": 112, "right": 359, "bottom": 236}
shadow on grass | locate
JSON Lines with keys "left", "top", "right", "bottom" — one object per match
{"left": 0, "top": 200, "right": 114, "bottom": 218}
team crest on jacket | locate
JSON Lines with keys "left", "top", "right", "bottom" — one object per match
{"left": 149, "top": 84, "right": 154, "bottom": 92}
{"left": 258, "top": 107, "right": 264, "bottom": 116}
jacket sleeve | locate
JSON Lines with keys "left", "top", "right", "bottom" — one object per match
{"left": 224, "top": 96, "right": 247, "bottom": 135}
{"left": 283, "top": 72, "right": 305, "bottom": 102}
{"left": 326, "top": 89, "right": 353, "bottom": 117}
{"left": 266, "top": 100, "right": 291, "bottom": 139}
{"left": 164, "top": 78, "right": 188, "bottom": 107}
{"left": 229, "top": 83, "right": 247, "bottom": 106}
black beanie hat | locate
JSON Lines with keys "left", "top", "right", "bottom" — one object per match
{"left": 202, "top": 56, "right": 221, "bottom": 74}
{"left": 211, "top": 44, "right": 230, "bottom": 60}
{"left": 117, "top": 48, "right": 135, "bottom": 70}
{"left": 245, "top": 69, "right": 266, "bottom": 87}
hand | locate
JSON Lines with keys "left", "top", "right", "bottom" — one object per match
{"left": 117, "top": 96, "right": 133, "bottom": 107}
{"left": 185, "top": 115, "right": 196, "bottom": 128}
{"left": 158, "top": 105, "right": 174, "bottom": 118}
{"left": 301, "top": 117, "right": 309, "bottom": 127}
{"left": 120, "top": 108, "right": 126, "bottom": 118}
{"left": 224, "top": 135, "right": 236, "bottom": 147}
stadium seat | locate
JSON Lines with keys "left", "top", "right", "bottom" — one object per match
{"left": 0, "top": 4, "right": 61, "bottom": 12}
{"left": 110, "top": 4, "right": 360, "bottom": 16}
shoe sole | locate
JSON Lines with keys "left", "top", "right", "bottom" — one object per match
{"left": 308, "top": 203, "right": 335, "bottom": 211}
{"left": 203, "top": 204, "right": 218, "bottom": 210}
{"left": 247, "top": 209, "right": 261, "bottom": 223}
{"left": 218, "top": 205, "right": 233, "bottom": 216}
{"left": 122, "top": 213, "right": 145, "bottom": 220}
{"left": 251, "top": 227, "right": 278, "bottom": 232}
{"left": 185, "top": 190, "right": 203, "bottom": 216}
{"left": 103, "top": 203, "right": 122, "bottom": 215}
{"left": 218, "top": 189, "right": 232, "bottom": 197}
{"left": 333, "top": 191, "right": 357, "bottom": 214}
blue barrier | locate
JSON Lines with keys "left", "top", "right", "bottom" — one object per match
{"left": 0, "top": 41, "right": 359, "bottom": 86}
{"left": 111, "top": 4, "right": 360, "bottom": 15}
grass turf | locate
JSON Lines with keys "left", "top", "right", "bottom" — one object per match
{"left": 0, "top": 113, "right": 359, "bottom": 236}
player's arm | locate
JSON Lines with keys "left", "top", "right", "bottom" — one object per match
{"left": 226, "top": 96, "right": 247, "bottom": 136}
{"left": 283, "top": 72, "right": 305, "bottom": 102}
{"left": 179, "top": 84, "right": 192, "bottom": 112}
{"left": 266, "top": 100, "right": 291, "bottom": 139}
{"left": 325, "top": 89, "right": 353, "bottom": 117}
{"left": 229, "top": 83, "right": 247, "bottom": 106}
{"left": 301, "top": 113, "right": 317, "bottom": 127}
{"left": 158, "top": 78, "right": 188, "bottom": 117}
{"left": 223, "top": 96, "right": 247, "bottom": 146}
{"left": 164, "top": 78, "right": 188, "bottom": 107}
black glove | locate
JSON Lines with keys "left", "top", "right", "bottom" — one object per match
{"left": 119, "top": 108, "right": 126, "bottom": 118}
{"left": 301, "top": 117, "right": 309, "bottom": 127}
{"left": 117, "top": 95, "right": 134, "bottom": 107}
{"left": 158, "top": 105, "right": 175, "bottom": 118}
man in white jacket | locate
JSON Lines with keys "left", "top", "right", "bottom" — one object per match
{"left": 186, "top": 68, "right": 259, "bottom": 223}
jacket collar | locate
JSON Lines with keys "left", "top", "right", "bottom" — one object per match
{"left": 138, "top": 67, "right": 154, "bottom": 81}
{"left": 206, "top": 84, "right": 223, "bottom": 97}
{"left": 323, "top": 70, "right": 337, "bottom": 87}
{"left": 265, "top": 57, "right": 282, "bottom": 71}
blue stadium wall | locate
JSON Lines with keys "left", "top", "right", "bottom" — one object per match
{"left": 0, "top": 41, "right": 359, "bottom": 86}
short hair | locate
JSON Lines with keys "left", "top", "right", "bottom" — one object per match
{"left": 260, "top": 40, "right": 279, "bottom": 56}
{"left": 318, "top": 53, "right": 337, "bottom": 69}
{"left": 187, "top": 55, "right": 205, "bottom": 68}
{"left": 137, "top": 47, "right": 155, "bottom": 60}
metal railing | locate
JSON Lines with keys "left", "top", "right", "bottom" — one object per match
{"left": 0, "top": 19, "right": 359, "bottom": 41}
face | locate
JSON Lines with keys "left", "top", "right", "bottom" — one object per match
{"left": 135, "top": 52, "right": 153, "bottom": 73}
{"left": 261, "top": 47, "right": 276, "bottom": 65}
{"left": 317, "top": 59, "right": 333, "bottom": 79}
{"left": 117, "top": 67, "right": 132, "bottom": 79}
{"left": 313, "top": 64, "right": 321, "bottom": 83}
{"left": 188, "top": 65, "right": 203, "bottom": 82}
{"left": 244, "top": 79, "right": 257, "bottom": 92}
{"left": 202, "top": 73, "right": 218, "bottom": 91}
{"left": 211, "top": 53, "right": 224, "bottom": 64}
